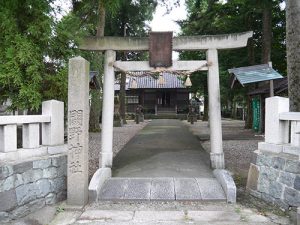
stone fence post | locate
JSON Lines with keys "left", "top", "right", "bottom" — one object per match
{"left": 265, "top": 97, "right": 289, "bottom": 144}
{"left": 42, "top": 100, "right": 64, "bottom": 146}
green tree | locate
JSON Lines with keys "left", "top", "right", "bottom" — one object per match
{"left": 72, "top": 0, "right": 157, "bottom": 130}
{"left": 0, "top": 0, "right": 53, "bottom": 111}
{"left": 180, "top": 0, "right": 286, "bottom": 123}
{"left": 105, "top": 0, "right": 157, "bottom": 124}
{"left": 71, "top": 0, "right": 122, "bottom": 132}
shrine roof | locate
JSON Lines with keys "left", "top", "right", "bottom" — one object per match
{"left": 115, "top": 73, "right": 186, "bottom": 90}
{"left": 229, "top": 64, "right": 283, "bottom": 87}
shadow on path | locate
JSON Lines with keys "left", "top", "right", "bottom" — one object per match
{"left": 112, "top": 119, "right": 213, "bottom": 178}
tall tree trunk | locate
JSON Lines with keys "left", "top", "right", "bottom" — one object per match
{"left": 96, "top": 1, "right": 105, "bottom": 37}
{"left": 286, "top": 0, "right": 300, "bottom": 112}
{"left": 261, "top": 3, "right": 272, "bottom": 64}
{"left": 248, "top": 38, "right": 255, "bottom": 66}
{"left": 259, "top": 2, "right": 272, "bottom": 132}
{"left": 119, "top": 72, "right": 127, "bottom": 124}
{"left": 245, "top": 95, "right": 253, "bottom": 129}
{"left": 119, "top": 24, "right": 127, "bottom": 124}
{"left": 245, "top": 8, "right": 256, "bottom": 127}
{"left": 231, "top": 100, "right": 236, "bottom": 119}
{"left": 89, "top": 1, "right": 106, "bottom": 132}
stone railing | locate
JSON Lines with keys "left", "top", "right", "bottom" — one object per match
{"left": 259, "top": 96, "right": 300, "bottom": 156}
{"left": 0, "top": 100, "right": 66, "bottom": 162}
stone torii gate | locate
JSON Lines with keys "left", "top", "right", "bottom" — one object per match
{"left": 67, "top": 31, "right": 252, "bottom": 205}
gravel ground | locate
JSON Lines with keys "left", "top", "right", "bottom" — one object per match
{"left": 88, "top": 120, "right": 148, "bottom": 180}
{"left": 185, "top": 119, "right": 264, "bottom": 177}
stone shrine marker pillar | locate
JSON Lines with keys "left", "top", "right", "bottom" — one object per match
{"left": 67, "top": 56, "right": 90, "bottom": 206}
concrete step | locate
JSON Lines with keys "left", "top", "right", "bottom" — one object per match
{"left": 98, "top": 177, "right": 226, "bottom": 201}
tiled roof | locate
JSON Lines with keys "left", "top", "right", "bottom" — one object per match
{"left": 229, "top": 64, "right": 283, "bottom": 87}
{"left": 128, "top": 72, "right": 186, "bottom": 89}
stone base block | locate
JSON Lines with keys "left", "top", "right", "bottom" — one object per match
{"left": 258, "top": 142, "right": 283, "bottom": 154}
{"left": 213, "top": 169, "right": 236, "bottom": 203}
{"left": 48, "top": 144, "right": 67, "bottom": 155}
{"left": 0, "top": 147, "right": 47, "bottom": 163}
{"left": 210, "top": 153, "right": 224, "bottom": 169}
{"left": 88, "top": 168, "right": 111, "bottom": 202}
{"left": 283, "top": 145, "right": 300, "bottom": 156}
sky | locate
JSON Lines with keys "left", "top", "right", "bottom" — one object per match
{"left": 150, "top": 0, "right": 187, "bottom": 35}
{"left": 53, "top": 0, "right": 187, "bottom": 59}
{"left": 52, "top": 0, "right": 187, "bottom": 35}
{"left": 149, "top": 0, "right": 187, "bottom": 59}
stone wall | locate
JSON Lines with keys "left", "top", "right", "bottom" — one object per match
{"left": 0, "top": 154, "right": 67, "bottom": 222}
{"left": 247, "top": 150, "right": 300, "bottom": 210}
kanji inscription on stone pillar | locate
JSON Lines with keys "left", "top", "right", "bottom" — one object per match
{"left": 67, "top": 56, "right": 89, "bottom": 206}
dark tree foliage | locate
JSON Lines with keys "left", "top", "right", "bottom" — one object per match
{"left": 180, "top": 0, "right": 286, "bottom": 120}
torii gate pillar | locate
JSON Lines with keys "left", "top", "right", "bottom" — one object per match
{"left": 207, "top": 49, "right": 224, "bottom": 169}
{"left": 101, "top": 50, "right": 116, "bottom": 168}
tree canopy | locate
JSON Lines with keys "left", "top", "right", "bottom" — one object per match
{"left": 180, "top": 0, "right": 286, "bottom": 111}
{"left": 0, "top": 0, "right": 288, "bottom": 117}
{"left": 0, "top": 0, "right": 158, "bottom": 112}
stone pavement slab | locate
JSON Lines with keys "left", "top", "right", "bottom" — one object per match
{"left": 150, "top": 178, "right": 175, "bottom": 200}
{"left": 51, "top": 209, "right": 278, "bottom": 225}
{"left": 49, "top": 211, "right": 82, "bottom": 225}
{"left": 133, "top": 211, "right": 185, "bottom": 222}
{"left": 196, "top": 178, "right": 226, "bottom": 200}
{"left": 124, "top": 178, "right": 151, "bottom": 200}
{"left": 79, "top": 210, "right": 134, "bottom": 222}
{"left": 174, "top": 178, "right": 201, "bottom": 200}
{"left": 188, "top": 210, "right": 241, "bottom": 222}
{"left": 99, "top": 178, "right": 128, "bottom": 200}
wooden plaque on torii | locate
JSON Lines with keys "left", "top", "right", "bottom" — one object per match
{"left": 149, "top": 32, "right": 173, "bottom": 68}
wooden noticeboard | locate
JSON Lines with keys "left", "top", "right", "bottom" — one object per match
{"left": 149, "top": 32, "right": 173, "bottom": 68}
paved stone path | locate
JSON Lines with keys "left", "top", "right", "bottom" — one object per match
{"left": 7, "top": 201, "right": 291, "bottom": 225}
{"left": 47, "top": 202, "right": 284, "bottom": 225}
{"left": 112, "top": 119, "right": 213, "bottom": 178}
{"left": 97, "top": 119, "right": 226, "bottom": 202}
{"left": 70, "top": 209, "right": 273, "bottom": 225}
{"left": 99, "top": 177, "right": 226, "bottom": 201}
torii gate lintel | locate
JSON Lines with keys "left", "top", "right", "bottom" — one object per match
{"left": 79, "top": 31, "right": 253, "bottom": 51}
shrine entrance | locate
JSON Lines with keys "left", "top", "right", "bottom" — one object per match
{"left": 67, "top": 31, "right": 252, "bottom": 205}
